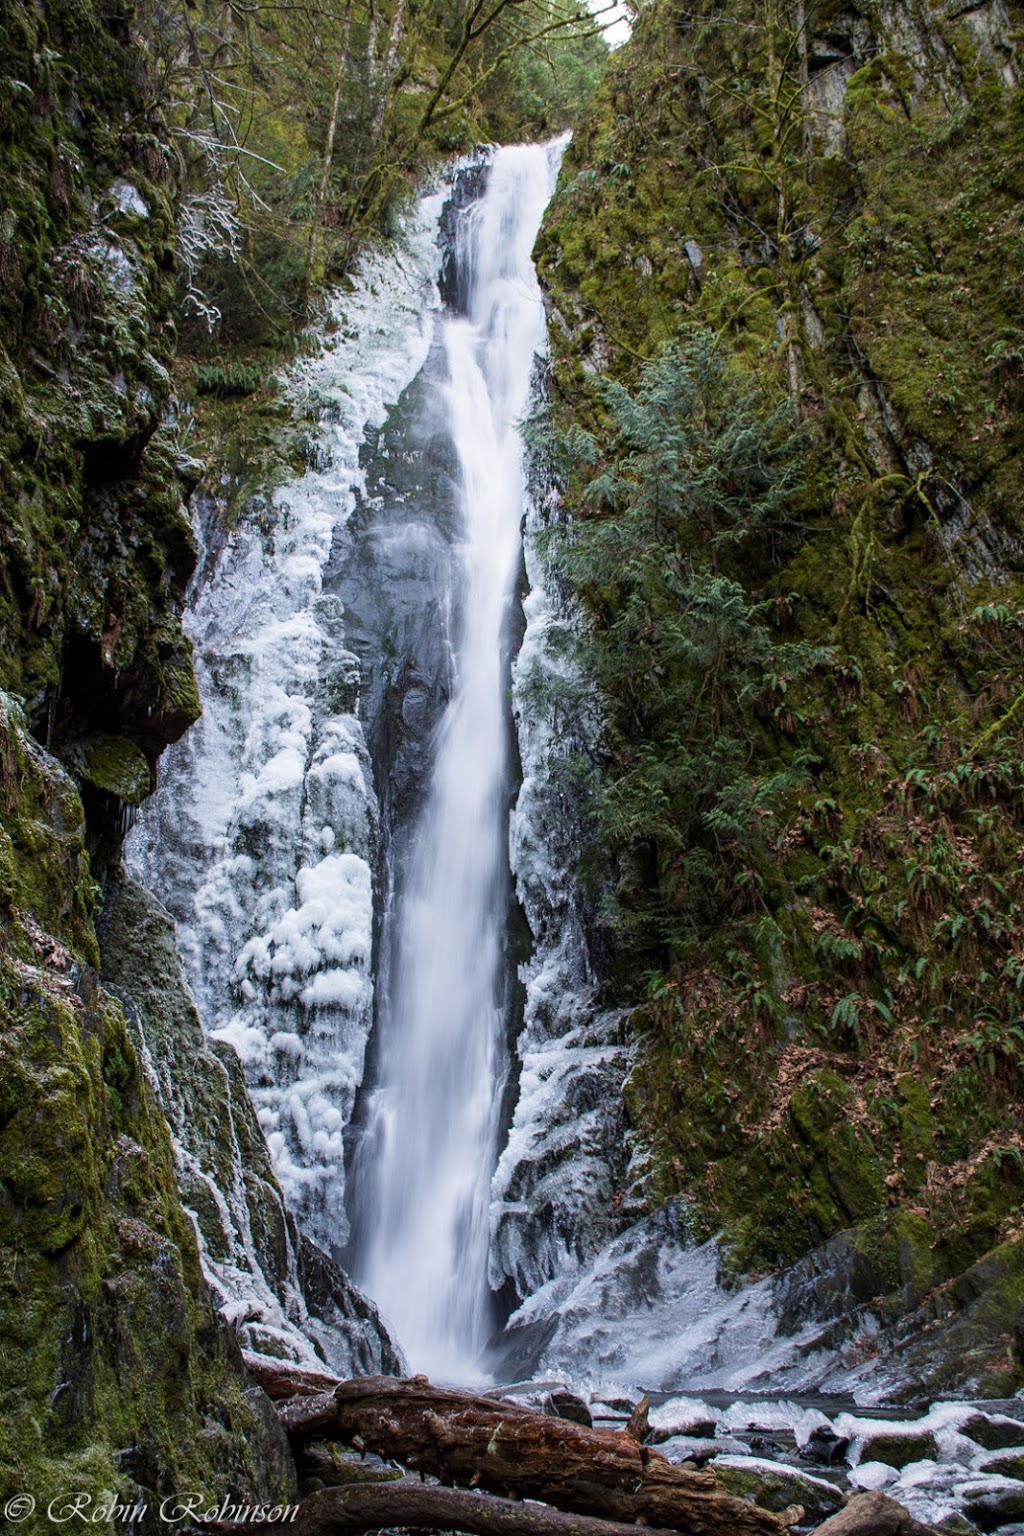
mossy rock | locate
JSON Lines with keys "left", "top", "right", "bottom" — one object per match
{"left": 852, "top": 1429, "right": 937, "bottom": 1469}
{"left": 0, "top": 966, "right": 296, "bottom": 1522}
{"left": 82, "top": 737, "right": 152, "bottom": 805}
{"left": 961, "top": 1479, "right": 1024, "bottom": 1526}
{"left": 0, "top": 0, "right": 199, "bottom": 852}
{"left": 978, "top": 1451, "right": 1024, "bottom": 1478}
{"left": 965, "top": 1410, "right": 1024, "bottom": 1451}
{"left": 0, "top": 695, "right": 293, "bottom": 1517}
{"left": 717, "top": 1071, "right": 887, "bottom": 1271}
{"left": 713, "top": 1458, "right": 843, "bottom": 1520}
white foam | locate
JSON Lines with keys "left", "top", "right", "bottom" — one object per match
{"left": 353, "top": 141, "right": 568, "bottom": 1378}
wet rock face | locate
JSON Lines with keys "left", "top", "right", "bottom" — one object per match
{"left": 0, "top": 0, "right": 199, "bottom": 871}
{"left": 0, "top": 698, "right": 294, "bottom": 1524}
{"left": 328, "top": 356, "right": 463, "bottom": 848}
{"left": 492, "top": 1183, "right": 1024, "bottom": 1407}
{"left": 437, "top": 159, "right": 492, "bottom": 312}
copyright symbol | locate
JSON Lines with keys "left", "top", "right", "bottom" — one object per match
{"left": 4, "top": 1495, "right": 35, "bottom": 1521}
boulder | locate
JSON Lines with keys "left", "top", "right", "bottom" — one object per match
{"left": 713, "top": 1455, "right": 843, "bottom": 1521}
{"left": 959, "top": 1413, "right": 1024, "bottom": 1452}
{"left": 959, "top": 1475, "right": 1024, "bottom": 1525}
{"left": 648, "top": 1397, "right": 718, "bottom": 1443}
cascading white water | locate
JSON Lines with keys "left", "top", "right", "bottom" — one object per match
{"left": 353, "top": 141, "right": 565, "bottom": 1378}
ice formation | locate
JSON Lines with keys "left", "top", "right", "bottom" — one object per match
{"left": 129, "top": 188, "right": 445, "bottom": 1259}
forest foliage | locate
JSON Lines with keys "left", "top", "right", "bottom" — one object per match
{"left": 134, "top": 0, "right": 609, "bottom": 357}
{"left": 535, "top": 0, "right": 1024, "bottom": 1313}
{"left": 543, "top": 331, "right": 822, "bottom": 967}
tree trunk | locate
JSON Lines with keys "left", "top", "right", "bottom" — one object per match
{"left": 369, "top": 0, "right": 408, "bottom": 145}
{"left": 277, "top": 1376, "right": 788, "bottom": 1535}
{"left": 302, "top": 0, "right": 353, "bottom": 307}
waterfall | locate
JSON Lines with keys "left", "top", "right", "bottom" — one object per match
{"left": 130, "top": 138, "right": 567, "bottom": 1382}
{"left": 350, "top": 141, "right": 565, "bottom": 1378}
{"left": 116, "top": 136, "right": 1002, "bottom": 1424}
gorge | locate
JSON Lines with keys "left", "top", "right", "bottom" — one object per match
{"left": 4, "top": 0, "right": 1024, "bottom": 1527}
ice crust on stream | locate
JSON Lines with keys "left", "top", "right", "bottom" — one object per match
{"left": 129, "top": 189, "right": 445, "bottom": 1259}
{"left": 625, "top": 1391, "right": 1024, "bottom": 1534}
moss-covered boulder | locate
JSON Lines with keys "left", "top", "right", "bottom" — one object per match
{"left": 714, "top": 1457, "right": 843, "bottom": 1521}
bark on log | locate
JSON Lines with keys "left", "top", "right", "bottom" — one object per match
{"left": 278, "top": 1376, "right": 787, "bottom": 1535}
{"left": 624, "top": 1394, "right": 651, "bottom": 1444}
{"left": 205, "top": 1476, "right": 796, "bottom": 1536}
{"left": 809, "top": 1492, "right": 943, "bottom": 1536}
{"left": 243, "top": 1351, "right": 341, "bottom": 1401}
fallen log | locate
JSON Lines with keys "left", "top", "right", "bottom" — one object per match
{"left": 808, "top": 1492, "right": 943, "bottom": 1536}
{"left": 243, "top": 1351, "right": 342, "bottom": 1401}
{"left": 205, "top": 1476, "right": 797, "bottom": 1536}
{"left": 277, "top": 1376, "right": 787, "bottom": 1535}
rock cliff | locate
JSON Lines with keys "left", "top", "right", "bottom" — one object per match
{"left": 535, "top": 0, "right": 1024, "bottom": 1398}
{"left": 0, "top": 0, "right": 394, "bottom": 1516}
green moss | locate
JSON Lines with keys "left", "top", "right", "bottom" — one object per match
{"left": 540, "top": 0, "right": 1024, "bottom": 1379}
{"left": 716, "top": 1073, "right": 887, "bottom": 1271}
{"left": 83, "top": 738, "right": 152, "bottom": 806}
{"left": 893, "top": 1209, "right": 943, "bottom": 1303}
{"left": 182, "top": 379, "right": 308, "bottom": 530}
{"left": 0, "top": 693, "right": 98, "bottom": 961}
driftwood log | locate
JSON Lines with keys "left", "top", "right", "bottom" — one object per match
{"left": 274, "top": 1375, "right": 788, "bottom": 1535}
{"left": 242, "top": 1351, "right": 342, "bottom": 1401}
{"left": 231, "top": 1366, "right": 948, "bottom": 1536}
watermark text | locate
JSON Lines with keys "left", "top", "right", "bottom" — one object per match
{"left": 3, "top": 1492, "right": 300, "bottom": 1525}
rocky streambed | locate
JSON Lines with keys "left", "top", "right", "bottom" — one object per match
{"left": 493, "top": 1382, "right": 1024, "bottom": 1534}
{"left": 240, "top": 1364, "right": 1024, "bottom": 1536}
